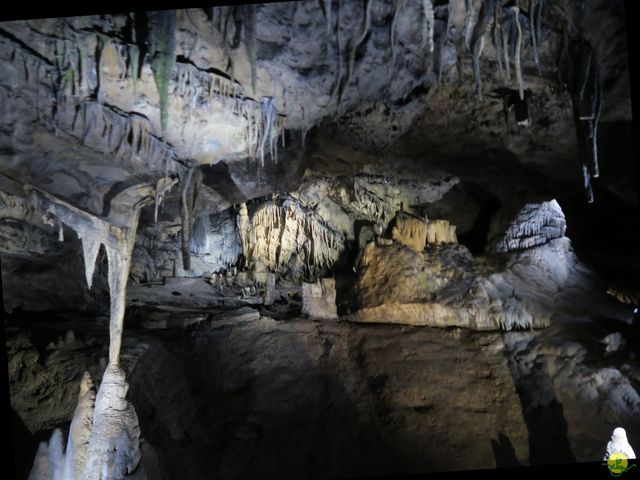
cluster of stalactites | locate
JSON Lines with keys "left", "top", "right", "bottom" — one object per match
{"left": 242, "top": 196, "right": 344, "bottom": 277}
{"left": 465, "top": 0, "right": 545, "bottom": 99}
{"left": 245, "top": 97, "right": 285, "bottom": 167}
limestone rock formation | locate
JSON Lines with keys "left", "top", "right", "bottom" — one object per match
{"left": 81, "top": 365, "right": 142, "bottom": 479}
{"left": 494, "top": 199, "right": 567, "bottom": 253}
{"left": 347, "top": 201, "right": 595, "bottom": 331}
{"left": 426, "top": 219, "right": 457, "bottom": 245}
{"left": 302, "top": 278, "right": 339, "bottom": 320}
{"left": 390, "top": 211, "right": 427, "bottom": 252}
{"left": 27, "top": 367, "right": 143, "bottom": 480}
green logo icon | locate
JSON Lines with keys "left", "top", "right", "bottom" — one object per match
{"left": 604, "top": 452, "right": 637, "bottom": 477}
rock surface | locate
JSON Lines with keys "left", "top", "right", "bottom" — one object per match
{"left": 302, "top": 278, "right": 338, "bottom": 320}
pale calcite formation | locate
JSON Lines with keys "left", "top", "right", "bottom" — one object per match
{"left": 426, "top": 219, "right": 457, "bottom": 244}
{"left": 495, "top": 199, "right": 566, "bottom": 253}
{"left": 63, "top": 372, "right": 96, "bottom": 480}
{"left": 81, "top": 366, "right": 142, "bottom": 479}
{"left": 348, "top": 201, "right": 586, "bottom": 331}
{"left": 27, "top": 367, "right": 144, "bottom": 480}
{"left": 391, "top": 212, "right": 428, "bottom": 252}
{"left": 302, "top": 278, "right": 339, "bottom": 320}
{"left": 389, "top": 211, "right": 456, "bottom": 252}
{"left": 244, "top": 197, "right": 344, "bottom": 278}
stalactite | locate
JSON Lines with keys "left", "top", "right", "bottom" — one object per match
{"left": 591, "top": 76, "right": 602, "bottom": 178}
{"left": 325, "top": 0, "right": 332, "bottom": 37}
{"left": 535, "top": 0, "right": 544, "bottom": 68}
{"left": 511, "top": 5, "right": 524, "bottom": 100}
{"left": 340, "top": 0, "right": 373, "bottom": 107}
{"left": 190, "top": 214, "right": 211, "bottom": 255}
{"left": 436, "top": 0, "right": 452, "bottom": 83}
{"left": 470, "top": 0, "right": 495, "bottom": 98}
{"left": 27, "top": 183, "right": 153, "bottom": 366}
{"left": 245, "top": 3, "right": 258, "bottom": 95}
{"left": 464, "top": 0, "right": 479, "bottom": 51}
{"left": 331, "top": 0, "right": 344, "bottom": 105}
{"left": 105, "top": 210, "right": 141, "bottom": 366}
{"left": 529, "top": 0, "right": 539, "bottom": 73}
{"left": 80, "top": 236, "right": 101, "bottom": 290}
{"left": 423, "top": 0, "right": 435, "bottom": 53}
{"left": 154, "top": 176, "right": 178, "bottom": 223}
{"left": 390, "top": 0, "right": 404, "bottom": 70}
{"left": 582, "top": 163, "right": 594, "bottom": 203}
{"left": 148, "top": 10, "right": 177, "bottom": 142}
{"left": 493, "top": 2, "right": 504, "bottom": 75}
{"left": 502, "top": 10, "right": 512, "bottom": 80}
{"left": 180, "top": 167, "right": 197, "bottom": 270}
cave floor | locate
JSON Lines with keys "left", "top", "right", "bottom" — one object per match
{"left": 7, "top": 300, "right": 640, "bottom": 480}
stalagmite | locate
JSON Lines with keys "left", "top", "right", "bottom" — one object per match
{"left": 81, "top": 365, "right": 141, "bottom": 479}
{"left": 236, "top": 202, "right": 250, "bottom": 258}
{"left": 25, "top": 180, "right": 153, "bottom": 479}
{"left": 62, "top": 372, "right": 95, "bottom": 480}
{"left": 28, "top": 441, "right": 50, "bottom": 480}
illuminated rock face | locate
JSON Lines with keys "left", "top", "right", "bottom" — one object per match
{"left": 347, "top": 202, "right": 588, "bottom": 331}
{"left": 302, "top": 278, "right": 338, "bottom": 320}
{"left": 494, "top": 200, "right": 567, "bottom": 253}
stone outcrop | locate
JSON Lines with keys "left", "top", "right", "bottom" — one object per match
{"left": 494, "top": 200, "right": 567, "bottom": 253}
{"left": 347, "top": 201, "right": 597, "bottom": 331}
{"left": 390, "top": 212, "right": 427, "bottom": 252}
{"left": 426, "top": 219, "right": 457, "bottom": 245}
{"left": 302, "top": 278, "right": 339, "bottom": 320}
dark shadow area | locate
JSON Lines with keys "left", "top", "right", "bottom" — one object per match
{"left": 502, "top": 336, "right": 576, "bottom": 466}
{"left": 126, "top": 319, "right": 417, "bottom": 480}
{"left": 200, "top": 162, "right": 248, "bottom": 205}
{"left": 491, "top": 433, "right": 522, "bottom": 468}
{"left": 525, "top": 402, "right": 576, "bottom": 465}
{"left": 556, "top": 184, "right": 640, "bottom": 295}
{"left": 10, "top": 408, "right": 38, "bottom": 480}
{"left": 456, "top": 185, "right": 502, "bottom": 255}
